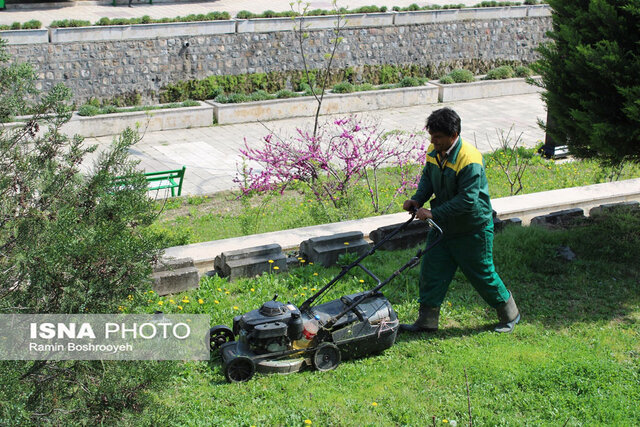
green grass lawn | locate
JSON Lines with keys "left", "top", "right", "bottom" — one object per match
{"left": 148, "top": 152, "right": 640, "bottom": 247}
{"left": 119, "top": 209, "right": 640, "bottom": 425}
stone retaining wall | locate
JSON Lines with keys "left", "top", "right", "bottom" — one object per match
{"left": 2, "top": 6, "right": 551, "bottom": 103}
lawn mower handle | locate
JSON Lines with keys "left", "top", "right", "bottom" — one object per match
{"left": 299, "top": 209, "right": 442, "bottom": 313}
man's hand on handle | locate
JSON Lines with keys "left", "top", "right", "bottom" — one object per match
{"left": 402, "top": 199, "right": 433, "bottom": 221}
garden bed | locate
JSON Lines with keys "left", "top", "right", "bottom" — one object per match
{"left": 431, "top": 76, "right": 543, "bottom": 102}
{"left": 61, "top": 102, "right": 213, "bottom": 137}
{"left": 208, "top": 84, "right": 439, "bottom": 124}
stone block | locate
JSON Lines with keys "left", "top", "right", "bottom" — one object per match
{"left": 214, "top": 244, "right": 287, "bottom": 280}
{"left": 151, "top": 257, "right": 200, "bottom": 295}
{"left": 530, "top": 208, "right": 585, "bottom": 228}
{"left": 589, "top": 201, "right": 640, "bottom": 217}
{"left": 299, "top": 232, "right": 370, "bottom": 267}
{"left": 494, "top": 217, "right": 522, "bottom": 232}
{"left": 369, "top": 220, "right": 429, "bottom": 250}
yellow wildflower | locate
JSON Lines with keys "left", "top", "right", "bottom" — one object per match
{"left": 178, "top": 306, "right": 183, "bottom": 310}
{"left": 233, "top": 306, "right": 239, "bottom": 310}
{"left": 158, "top": 301, "right": 164, "bottom": 306}
{"left": 273, "top": 266, "right": 280, "bottom": 270}
{"left": 198, "top": 298, "right": 204, "bottom": 304}
{"left": 214, "top": 300, "right": 219, "bottom": 304}
{"left": 304, "top": 420, "right": 312, "bottom": 425}
{"left": 371, "top": 402, "right": 378, "bottom": 407}
{"left": 268, "top": 260, "right": 274, "bottom": 264}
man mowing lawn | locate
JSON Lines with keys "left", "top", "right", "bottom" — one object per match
{"left": 401, "top": 107, "right": 521, "bottom": 333}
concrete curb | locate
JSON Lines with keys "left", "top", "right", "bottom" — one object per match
{"left": 163, "top": 178, "right": 640, "bottom": 274}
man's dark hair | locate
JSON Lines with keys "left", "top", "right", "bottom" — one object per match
{"left": 426, "top": 107, "right": 461, "bottom": 137}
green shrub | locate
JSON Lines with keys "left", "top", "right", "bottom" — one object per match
{"left": 354, "top": 83, "right": 376, "bottom": 92}
{"left": 101, "top": 105, "right": 118, "bottom": 114}
{"left": 332, "top": 82, "right": 355, "bottom": 93}
{"left": 249, "top": 90, "right": 275, "bottom": 101}
{"left": 514, "top": 65, "right": 533, "bottom": 77}
{"left": 439, "top": 75, "right": 455, "bottom": 84}
{"left": 275, "top": 89, "right": 300, "bottom": 99}
{"left": 181, "top": 100, "right": 200, "bottom": 107}
{"left": 236, "top": 10, "right": 254, "bottom": 19}
{"left": 484, "top": 65, "right": 515, "bottom": 80}
{"left": 77, "top": 104, "right": 101, "bottom": 117}
{"left": 50, "top": 19, "right": 91, "bottom": 28}
{"left": 227, "top": 93, "right": 250, "bottom": 103}
{"left": 22, "top": 20, "right": 42, "bottom": 30}
{"left": 10, "top": 22, "right": 21, "bottom": 30}
{"left": 398, "top": 76, "right": 424, "bottom": 87}
{"left": 448, "top": 68, "right": 475, "bottom": 83}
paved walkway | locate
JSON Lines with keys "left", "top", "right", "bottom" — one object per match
{"left": 86, "top": 92, "right": 547, "bottom": 195}
{"left": 1, "top": 0, "right": 481, "bottom": 26}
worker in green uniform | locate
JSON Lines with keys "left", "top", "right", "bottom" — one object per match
{"left": 401, "top": 107, "right": 520, "bottom": 333}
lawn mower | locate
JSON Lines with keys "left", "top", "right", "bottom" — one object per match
{"left": 209, "top": 211, "right": 443, "bottom": 382}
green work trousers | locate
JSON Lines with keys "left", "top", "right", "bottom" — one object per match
{"left": 419, "top": 224, "right": 510, "bottom": 308}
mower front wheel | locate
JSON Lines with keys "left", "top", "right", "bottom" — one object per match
{"left": 209, "top": 325, "right": 235, "bottom": 352}
{"left": 312, "top": 342, "right": 341, "bottom": 372}
{"left": 223, "top": 356, "right": 256, "bottom": 383}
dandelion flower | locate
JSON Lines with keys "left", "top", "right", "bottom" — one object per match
{"left": 158, "top": 301, "right": 164, "bottom": 306}
{"left": 311, "top": 288, "right": 316, "bottom": 291}
{"left": 233, "top": 306, "right": 239, "bottom": 310}
{"left": 198, "top": 298, "right": 204, "bottom": 304}
{"left": 302, "top": 287, "right": 307, "bottom": 290}
{"left": 268, "top": 260, "right": 274, "bottom": 264}
{"left": 304, "top": 420, "right": 312, "bottom": 425}
{"left": 250, "top": 288, "right": 255, "bottom": 292}
{"left": 309, "top": 262, "right": 314, "bottom": 265}
{"left": 447, "top": 301, "right": 452, "bottom": 307}
{"left": 225, "top": 291, "right": 230, "bottom": 295}
{"left": 182, "top": 298, "right": 189, "bottom": 303}
{"left": 127, "top": 295, "right": 133, "bottom": 300}
{"left": 359, "top": 279, "right": 365, "bottom": 283}
{"left": 169, "top": 299, "right": 175, "bottom": 304}
{"left": 300, "top": 259, "right": 306, "bottom": 263}
{"left": 217, "top": 288, "right": 222, "bottom": 292}
{"left": 214, "top": 300, "right": 219, "bottom": 304}
{"left": 344, "top": 242, "right": 349, "bottom": 246}
{"left": 371, "top": 402, "right": 378, "bottom": 407}
{"left": 442, "top": 420, "right": 448, "bottom": 424}
{"left": 273, "top": 266, "right": 280, "bottom": 270}
{"left": 178, "top": 306, "right": 183, "bottom": 310}
{"left": 313, "top": 273, "right": 318, "bottom": 276}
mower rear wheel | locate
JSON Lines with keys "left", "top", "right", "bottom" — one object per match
{"left": 209, "top": 325, "right": 235, "bottom": 352}
{"left": 223, "top": 356, "right": 256, "bottom": 383}
{"left": 312, "top": 342, "right": 341, "bottom": 372}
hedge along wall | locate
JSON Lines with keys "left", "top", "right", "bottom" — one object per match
{"left": 4, "top": 11, "right": 551, "bottom": 104}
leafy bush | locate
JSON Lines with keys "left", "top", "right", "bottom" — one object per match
{"left": 398, "top": 76, "right": 425, "bottom": 87}
{"left": 439, "top": 75, "right": 455, "bottom": 84}
{"left": 49, "top": 19, "right": 91, "bottom": 28}
{"left": 484, "top": 65, "right": 515, "bottom": 80}
{"left": 447, "top": 68, "right": 475, "bottom": 83}
{"left": 77, "top": 104, "right": 101, "bottom": 116}
{"left": 514, "top": 65, "right": 533, "bottom": 77}
{"left": 249, "top": 90, "right": 276, "bottom": 101}
{"left": 22, "top": 20, "right": 42, "bottom": 30}
{"left": 355, "top": 83, "right": 376, "bottom": 91}
{"left": 332, "top": 81, "right": 355, "bottom": 93}
{"left": 275, "top": 89, "right": 300, "bottom": 99}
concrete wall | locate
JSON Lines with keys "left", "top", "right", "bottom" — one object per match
{"left": 2, "top": 6, "right": 552, "bottom": 103}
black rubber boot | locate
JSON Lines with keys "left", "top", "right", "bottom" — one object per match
{"left": 494, "top": 293, "right": 520, "bottom": 333}
{"left": 400, "top": 304, "right": 439, "bottom": 333}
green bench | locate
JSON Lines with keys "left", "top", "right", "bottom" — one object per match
{"left": 144, "top": 166, "right": 186, "bottom": 197}
{"left": 114, "top": 166, "right": 186, "bottom": 197}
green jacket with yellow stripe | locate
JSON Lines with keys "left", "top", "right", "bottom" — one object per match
{"left": 411, "top": 137, "right": 493, "bottom": 237}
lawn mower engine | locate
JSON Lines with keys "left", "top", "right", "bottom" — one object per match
{"left": 212, "top": 291, "right": 399, "bottom": 382}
